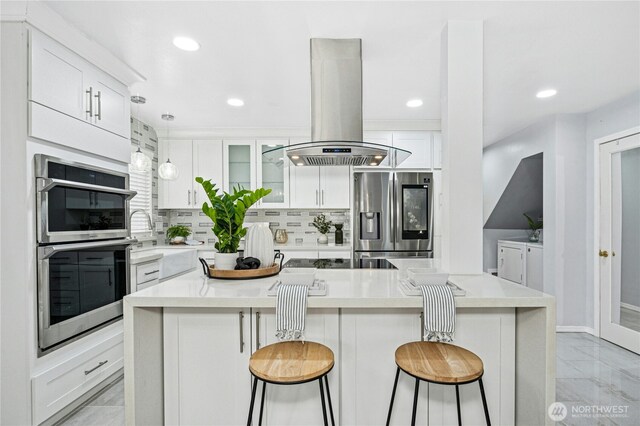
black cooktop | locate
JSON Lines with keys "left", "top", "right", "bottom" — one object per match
{"left": 283, "top": 258, "right": 397, "bottom": 270}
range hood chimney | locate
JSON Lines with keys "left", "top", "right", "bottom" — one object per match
{"left": 311, "top": 38, "right": 363, "bottom": 143}
{"left": 263, "top": 38, "right": 410, "bottom": 167}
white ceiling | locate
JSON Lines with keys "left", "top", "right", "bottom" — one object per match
{"left": 44, "top": 1, "right": 640, "bottom": 145}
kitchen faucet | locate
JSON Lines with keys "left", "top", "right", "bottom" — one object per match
{"left": 130, "top": 209, "right": 153, "bottom": 233}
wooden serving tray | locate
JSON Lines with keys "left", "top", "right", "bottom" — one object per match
{"left": 208, "top": 263, "right": 280, "bottom": 279}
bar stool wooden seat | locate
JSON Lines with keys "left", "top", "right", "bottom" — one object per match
{"left": 386, "top": 341, "right": 490, "bottom": 426}
{"left": 247, "top": 341, "right": 335, "bottom": 426}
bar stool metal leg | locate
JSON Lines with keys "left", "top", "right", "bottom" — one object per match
{"left": 455, "top": 385, "right": 461, "bottom": 426}
{"left": 386, "top": 367, "right": 400, "bottom": 426}
{"left": 411, "top": 378, "right": 420, "bottom": 426}
{"left": 247, "top": 376, "right": 258, "bottom": 426}
{"left": 478, "top": 378, "right": 491, "bottom": 426}
{"left": 258, "top": 381, "right": 267, "bottom": 426}
{"left": 324, "top": 375, "right": 336, "bottom": 426}
{"left": 319, "top": 377, "right": 329, "bottom": 426}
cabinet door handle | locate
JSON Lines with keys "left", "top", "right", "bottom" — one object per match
{"left": 255, "top": 311, "right": 261, "bottom": 350}
{"left": 316, "top": 190, "right": 319, "bottom": 206}
{"left": 193, "top": 190, "right": 197, "bottom": 205}
{"left": 187, "top": 190, "right": 191, "bottom": 206}
{"left": 419, "top": 312, "right": 424, "bottom": 341}
{"left": 144, "top": 270, "right": 160, "bottom": 275}
{"left": 94, "top": 91, "right": 102, "bottom": 120}
{"left": 321, "top": 190, "right": 325, "bottom": 205}
{"left": 85, "top": 87, "right": 93, "bottom": 117}
{"left": 239, "top": 311, "right": 245, "bottom": 353}
{"left": 84, "top": 360, "right": 108, "bottom": 375}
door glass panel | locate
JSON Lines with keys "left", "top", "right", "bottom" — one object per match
{"left": 402, "top": 186, "right": 428, "bottom": 233}
{"left": 228, "top": 145, "right": 251, "bottom": 190}
{"left": 261, "top": 144, "right": 285, "bottom": 203}
{"left": 611, "top": 147, "right": 640, "bottom": 332}
{"left": 48, "top": 247, "right": 127, "bottom": 326}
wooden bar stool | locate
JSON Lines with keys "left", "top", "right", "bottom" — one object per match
{"left": 247, "top": 341, "right": 336, "bottom": 426}
{"left": 386, "top": 341, "right": 490, "bottom": 426}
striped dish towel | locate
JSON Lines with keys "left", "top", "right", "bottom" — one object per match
{"left": 275, "top": 284, "right": 309, "bottom": 341}
{"left": 419, "top": 285, "right": 456, "bottom": 342}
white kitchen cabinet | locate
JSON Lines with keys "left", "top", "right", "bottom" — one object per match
{"left": 319, "top": 167, "right": 351, "bottom": 208}
{"left": 253, "top": 308, "right": 340, "bottom": 426}
{"left": 257, "top": 139, "right": 289, "bottom": 208}
{"left": 497, "top": 241, "right": 525, "bottom": 284}
{"left": 158, "top": 139, "right": 224, "bottom": 209}
{"left": 393, "top": 131, "right": 433, "bottom": 169}
{"left": 289, "top": 164, "right": 321, "bottom": 208}
{"left": 28, "top": 29, "right": 130, "bottom": 161}
{"left": 362, "top": 131, "right": 393, "bottom": 167}
{"left": 130, "top": 260, "right": 160, "bottom": 292}
{"left": 341, "top": 308, "right": 515, "bottom": 426}
{"left": 224, "top": 140, "right": 256, "bottom": 193}
{"left": 526, "top": 244, "right": 544, "bottom": 291}
{"left": 279, "top": 250, "right": 318, "bottom": 260}
{"left": 163, "top": 308, "right": 252, "bottom": 425}
{"left": 432, "top": 132, "right": 442, "bottom": 169}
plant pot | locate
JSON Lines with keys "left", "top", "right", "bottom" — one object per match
{"left": 528, "top": 229, "right": 541, "bottom": 243}
{"left": 214, "top": 252, "right": 239, "bottom": 270}
{"left": 171, "top": 236, "right": 185, "bottom": 244}
{"left": 317, "top": 233, "right": 329, "bottom": 245}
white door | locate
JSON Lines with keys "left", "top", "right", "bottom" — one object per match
{"left": 257, "top": 140, "right": 290, "bottom": 208}
{"left": 224, "top": 140, "right": 256, "bottom": 193}
{"left": 163, "top": 308, "right": 251, "bottom": 425}
{"left": 599, "top": 133, "right": 640, "bottom": 354}
{"left": 253, "top": 308, "right": 340, "bottom": 426}
{"left": 158, "top": 140, "right": 194, "bottom": 209}
{"left": 393, "top": 131, "right": 433, "bottom": 169}
{"left": 193, "top": 140, "right": 224, "bottom": 206}
{"left": 290, "top": 166, "right": 320, "bottom": 208}
{"left": 90, "top": 73, "right": 130, "bottom": 138}
{"left": 319, "top": 166, "right": 351, "bottom": 208}
{"left": 29, "top": 30, "right": 88, "bottom": 122}
{"left": 498, "top": 244, "right": 524, "bottom": 284}
{"left": 526, "top": 245, "right": 544, "bottom": 291}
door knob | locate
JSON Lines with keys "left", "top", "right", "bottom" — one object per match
{"left": 599, "top": 250, "right": 609, "bottom": 258}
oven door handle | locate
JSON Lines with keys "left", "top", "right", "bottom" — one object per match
{"left": 39, "top": 238, "right": 138, "bottom": 259}
{"left": 37, "top": 178, "right": 137, "bottom": 199}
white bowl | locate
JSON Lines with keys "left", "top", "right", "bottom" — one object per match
{"left": 279, "top": 268, "right": 317, "bottom": 286}
{"left": 407, "top": 268, "right": 449, "bottom": 286}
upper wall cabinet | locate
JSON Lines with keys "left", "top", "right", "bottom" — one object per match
{"left": 159, "top": 140, "right": 224, "bottom": 209}
{"left": 223, "top": 140, "right": 256, "bottom": 194}
{"left": 28, "top": 30, "right": 130, "bottom": 162}
{"left": 257, "top": 139, "right": 290, "bottom": 208}
{"left": 358, "top": 131, "right": 442, "bottom": 170}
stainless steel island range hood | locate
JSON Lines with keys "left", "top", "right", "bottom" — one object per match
{"left": 263, "top": 39, "right": 410, "bottom": 167}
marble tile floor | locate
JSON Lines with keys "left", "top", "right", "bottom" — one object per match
{"left": 58, "top": 333, "right": 639, "bottom": 425}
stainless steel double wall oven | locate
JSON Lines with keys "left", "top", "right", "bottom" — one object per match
{"left": 35, "top": 155, "right": 137, "bottom": 351}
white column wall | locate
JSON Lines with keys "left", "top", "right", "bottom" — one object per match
{"left": 440, "top": 21, "right": 484, "bottom": 274}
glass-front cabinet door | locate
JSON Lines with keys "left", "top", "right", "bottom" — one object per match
{"left": 223, "top": 140, "right": 256, "bottom": 194}
{"left": 257, "top": 139, "right": 289, "bottom": 208}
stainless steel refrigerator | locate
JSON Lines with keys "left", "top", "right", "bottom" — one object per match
{"left": 353, "top": 171, "right": 434, "bottom": 259}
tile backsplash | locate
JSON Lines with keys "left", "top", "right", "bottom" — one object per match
{"left": 158, "top": 209, "right": 351, "bottom": 245}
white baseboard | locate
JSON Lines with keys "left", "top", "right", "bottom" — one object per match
{"left": 621, "top": 302, "right": 640, "bottom": 313}
{"left": 556, "top": 326, "right": 596, "bottom": 335}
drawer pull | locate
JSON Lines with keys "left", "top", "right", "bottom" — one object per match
{"left": 144, "top": 270, "right": 160, "bottom": 275}
{"left": 84, "top": 360, "right": 108, "bottom": 375}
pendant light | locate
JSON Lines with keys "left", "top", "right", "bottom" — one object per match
{"left": 130, "top": 95, "right": 151, "bottom": 172}
{"left": 158, "top": 113, "right": 179, "bottom": 180}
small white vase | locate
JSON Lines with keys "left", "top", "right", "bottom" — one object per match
{"left": 214, "top": 252, "right": 239, "bottom": 270}
{"left": 245, "top": 223, "right": 275, "bottom": 268}
{"left": 171, "top": 236, "right": 185, "bottom": 244}
{"left": 318, "top": 233, "right": 329, "bottom": 245}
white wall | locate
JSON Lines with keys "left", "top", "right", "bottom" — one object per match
{"left": 584, "top": 90, "right": 640, "bottom": 328}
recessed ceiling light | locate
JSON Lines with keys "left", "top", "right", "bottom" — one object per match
{"left": 406, "top": 99, "right": 423, "bottom": 108}
{"left": 536, "top": 89, "right": 557, "bottom": 99}
{"left": 173, "top": 36, "right": 200, "bottom": 51}
{"left": 227, "top": 98, "right": 244, "bottom": 107}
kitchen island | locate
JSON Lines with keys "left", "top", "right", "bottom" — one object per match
{"left": 124, "top": 260, "right": 555, "bottom": 425}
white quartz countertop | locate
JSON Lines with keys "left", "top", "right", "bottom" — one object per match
{"left": 126, "top": 259, "right": 554, "bottom": 309}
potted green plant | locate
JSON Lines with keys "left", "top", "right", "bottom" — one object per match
{"left": 312, "top": 213, "right": 333, "bottom": 245}
{"left": 166, "top": 224, "right": 191, "bottom": 244}
{"left": 523, "top": 213, "right": 543, "bottom": 242}
{"left": 195, "top": 177, "right": 271, "bottom": 270}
